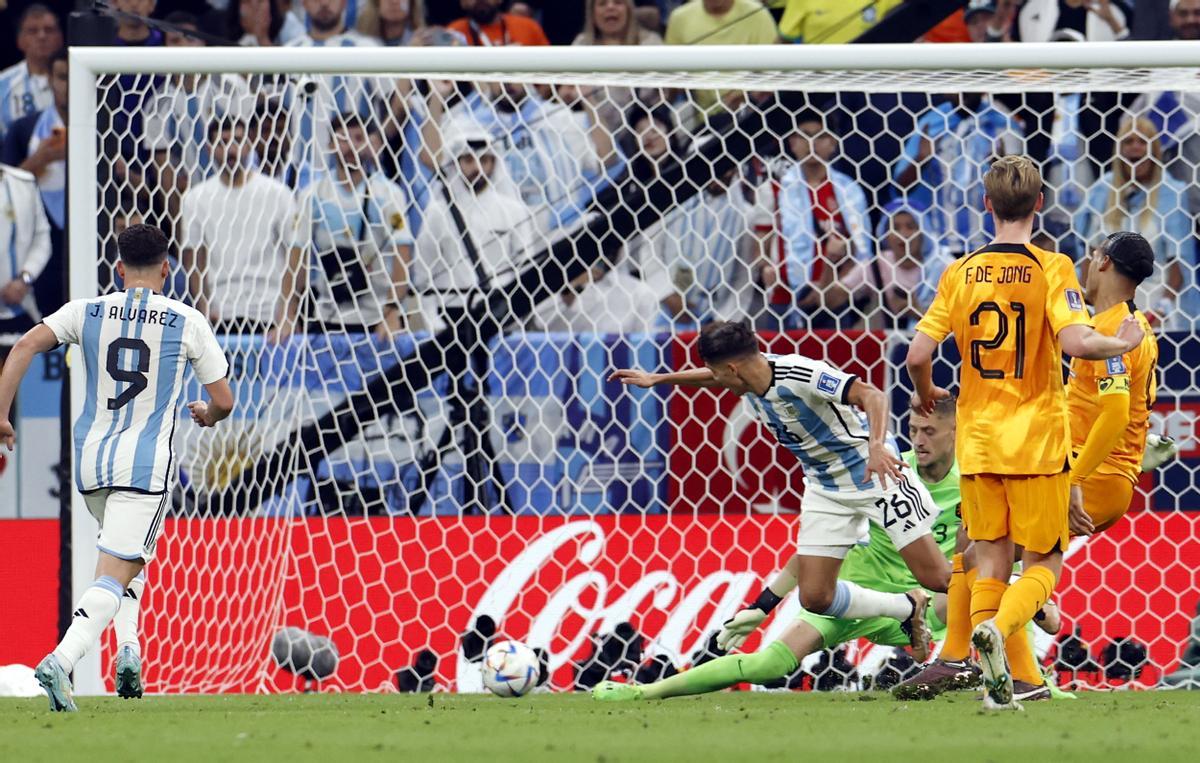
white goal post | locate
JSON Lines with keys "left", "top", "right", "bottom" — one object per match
{"left": 66, "top": 41, "right": 1200, "bottom": 695}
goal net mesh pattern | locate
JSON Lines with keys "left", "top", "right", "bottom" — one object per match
{"left": 87, "top": 62, "right": 1200, "bottom": 693}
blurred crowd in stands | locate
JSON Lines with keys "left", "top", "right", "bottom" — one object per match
{"left": 1, "top": 0, "right": 1199, "bottom": 344}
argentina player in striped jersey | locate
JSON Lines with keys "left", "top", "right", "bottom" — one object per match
{"left": 611, "top": 321, "right": 949, "bottom": 659}
{"left": 0, "top": 224, "right": 233, "bottom": 712}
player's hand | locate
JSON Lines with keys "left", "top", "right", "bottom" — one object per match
{"left": 608, "top": 369, "right": 659, "bottom": 388}
{"left": 867, "top": 441, "right": 904, "bottom": 489}
{"left": 1068, "top": 484, "right": 1094, "bottom": 536}
{"left": 0, "top": 419, "right": 15, "bottom": 450}
{"left": 717, "top": 607, "right": 768, "bottom": 652}
{"left": 911, "top": 386, "right": 951, "bottom": 416}
{"left": 1114, "top": 314, "right": 1145, "bottom": 352}
{"left": 187, "top": 401, "right": 212, "bottom": 428}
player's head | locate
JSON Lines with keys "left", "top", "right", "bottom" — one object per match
{"left": 697, "top": 321, "right": 763, "bottom": 394}
{"left": 982, "top": 155, "right": 1043, "bottom": 224}
{"left": 208, "top": 116, "right": 249, "bottom": 174}
{"left": 1086, "top": 231, "right": 1155, "bottom": 304}
{"left": 909, "top": 395, "right": 956, "bottom": 472}
{"left": 116, "top": 223, "right": 171, "bottom": 286}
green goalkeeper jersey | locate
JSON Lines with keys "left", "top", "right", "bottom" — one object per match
{"left": 836, "top": 451, "right": 961, "bottom": 593}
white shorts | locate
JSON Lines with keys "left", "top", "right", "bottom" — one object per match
{"left": 83, "top": 489, "right": 169, "bottom": 563}
{"left": 796, "top": 471, "right": 938, "bottom": 559}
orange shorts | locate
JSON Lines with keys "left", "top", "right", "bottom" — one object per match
{"left": 961, "top": 472, "right": 1070, "bottom": 554}
{"left": 1078, "top": 471, "right": 1135, "bottom": 533}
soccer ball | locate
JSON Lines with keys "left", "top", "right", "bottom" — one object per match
{"left": 481, "top": 640, "right": 540, "bottom": 698}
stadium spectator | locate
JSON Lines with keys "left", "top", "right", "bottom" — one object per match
{"left": 639, "top": 164, "right": 763, "bottom": 326}
{"left": 280, "top": 113, "right": 414, "bottom": 341}
{"left": 963, "top": 0, "right": 1020, "bottom": 43}
{"left": 411, "top": 126, "right": 536, "bottom": 333}
{"left": 618, "top": 102, "right": 689, "bottom": 321}
{"left": 867, "top": 200, "right": 953, "bottom": 329}
{"left": 356, "top": 0, "right": 439, "bottom": 45}
{"left": 1130, "top": 0, "right": 1200, "bottom": 216}
{"left": 231, "top": 0, "right": 307, "bottom": 46}
{"left": 143, "top": 15, "right": 251, "bottom": 236}
{"left": 777, "top": 0, "right": 902, "bottom": 43}
{"left": 775, "top": 111, "right": 871, "bottom": 328}
{"left": 2, "top": 46, "right": 66, "bottom": 315}
{"left": 1075, "top": 115, "right": 1197, "bottom": 330}
{"left": 112, "top": 0, "right": 166, "bottom": 47}
{"left": 438, "top": 80, "right": 610, "bottom": 233}
{"left": 0, "top": 163, "right": 51, "bottom": 335}
{"left": 290, "top": 0, "right": 377, "bottom": 45}
{"left": 1018, "top": 0, "right": 1132, "bottom": 41}
{"left": 518, "top": 0, "right": 663, "bottom": 45}
{"left": 449, "top": 0, "right": 551, "bottom": 46}
{"left": 892, "top": 92, "right": 1024, "bottom": 254}
{"left": 664, "top": 0, "right": 778, "bottom": 117}
{"left": 180, "top": 117, "right": 300, "bottom": 334}
{"left": 0, "top": 5, "right": 62, "bottom": 141}
{"left": 572, "top": 0, "right": 663, "bottom": 134}
{"left": 530, "top": 254, "right": 664, "bottom": 334}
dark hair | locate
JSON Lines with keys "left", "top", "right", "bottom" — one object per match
{"left": 697, "top": 321, "right": 759, "bottom": 364}
{"left": 164, "top": 11, "right": 200, "bottom": 29}
{"left": 207, "top": 115, "right": 246, "bottom": 142}
{"left": 117, "top": 224, "right": 169, "bottom": 268}
{"left": 227, "top": 0, "right": 286, "bottom": 43}
{"left": 17, "top": 3, "right": 59, "bottom": 33}
{"left": 49, "top": 47, "right": 68, "bottom": 68}
{"left": 332, "top": 111, "right": 369, "bottom": 135}
{"left": 1102, "top": 231, "right": 1155, "bottom": 284}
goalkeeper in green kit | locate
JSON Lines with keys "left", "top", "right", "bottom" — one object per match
{"left": 594, "top": 397, "right": 963, "bottom": 701}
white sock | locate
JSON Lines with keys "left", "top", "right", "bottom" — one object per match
{"left": 817, "top": 580, "right": 914, "bottom": 621}
{"left": 113, "top": 570, "right": 146, "bottom": 656}
{"left": 53, "top": 575, "right": 124, "bottom": 673}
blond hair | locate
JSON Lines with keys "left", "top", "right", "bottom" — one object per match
{"left": 983, "top": 155, "right": 1042, "bottom": 222}
{"left": 356, "top": 0, "right": 425, "bottom": 41}
{"left": 1103, "top": 115, "right": 1164, "bottom": 237}
{"left": 578, "top": 0, "right": 642, "bottom": 45}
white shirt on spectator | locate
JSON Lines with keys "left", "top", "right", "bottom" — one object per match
{"left": 0, "top": 164, "right": 51, "bottom": 321}
{"left": 180, "top": 170, "right": 298, "bottom": 324}
{"left": 531, "top": 264, "right": 663, "bottom": 335}
{"left": 411, "top": 179, "right": 536, "bottom": 331}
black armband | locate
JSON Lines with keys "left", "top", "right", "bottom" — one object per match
{"left": 751, "top": 588, "right": 784, "bottom": 614}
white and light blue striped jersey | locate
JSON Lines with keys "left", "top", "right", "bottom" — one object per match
{"left": 745, "top": 353, "right": 901, "bottom": 493}
{"left": 42, "top": 288, "right": 228, "bottom": 494}
{"left": 0, "top": 61, "right": 52, "bottom": 139}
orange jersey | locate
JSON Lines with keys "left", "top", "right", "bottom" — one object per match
{"left": 1067, "top": 302, "right": 1157, "bottom": 483}
{"left": 916, "top": 242, "right": 1093, "bottom": 476}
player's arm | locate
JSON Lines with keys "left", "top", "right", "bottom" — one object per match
{"left": 1058, "top": 320, "right": 1144, "bottom": 360}
{"left": 846, "top": 377, "right": 904, "bottom": 487}
{"left": 907, "top": 266, "right": 954, "bottom": 413}
{"left": 609, "top": 367, "right": 720, "bottom": 388}
{"left": 0, "top": 324, "right": 60, "bottom": 449}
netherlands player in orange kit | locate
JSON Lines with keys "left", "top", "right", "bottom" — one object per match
{"left": 1067, "top": 231, "right": 1159, "bottom": 536}
{"left": 905, "top": 156, "right": 1145, "bottom": 709}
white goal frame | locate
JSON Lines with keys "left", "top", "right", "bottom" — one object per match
{"left": 66, "top": 40, "right": 1200, "bottom": 694}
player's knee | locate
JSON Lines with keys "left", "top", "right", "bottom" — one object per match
{"left": 798, "top": 586, "right": 835, "bottom": 615}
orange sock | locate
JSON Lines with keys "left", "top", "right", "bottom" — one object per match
{"left": 994, "top": 566, "right": 1057, "bottom": 638}
{"left": 940, "top": 554, "right": 972, "bottom": 661}
{"left": 970, "top": 577, "right": 1007, "bottom": 629}
{"left": 1005, "top": 626, "right": 1043, "bottom": 686}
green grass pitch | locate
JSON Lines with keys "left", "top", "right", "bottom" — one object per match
{"left": 2, "top": 691, "right": 1198, "bottom": 762}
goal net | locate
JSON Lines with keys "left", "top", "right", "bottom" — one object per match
{"left": 70, "top": 43, "right": 1200, "bottom": 694}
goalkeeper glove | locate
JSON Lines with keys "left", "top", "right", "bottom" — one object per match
{"left": 717, "top": 589, "right": 783, "bottom": 652}
{"left": 1142, "top": 433, "right": 1178, "bottom": 472}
